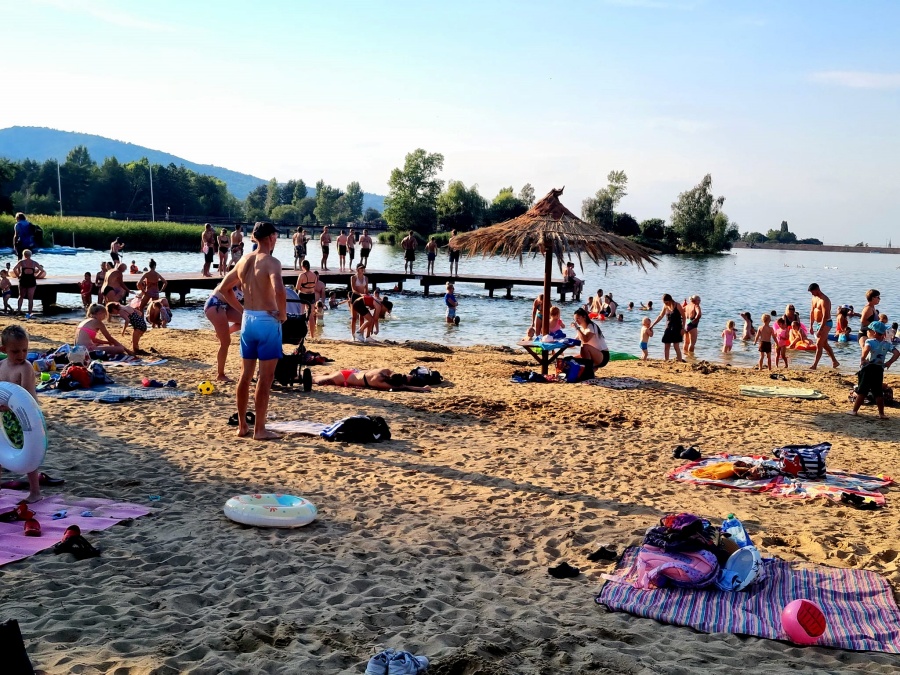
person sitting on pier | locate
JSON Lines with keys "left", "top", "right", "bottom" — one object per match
{"left": 129, "top": 260, "right": 140, "bottom": 274}
{"left": 76, "top": 304, "right": 128, "bottom": 356}
{"left": 313, "top": 368, "right": 432, "bottom": 392}
{"left": 564, "top": 262, "right": 583, "bottom": 300}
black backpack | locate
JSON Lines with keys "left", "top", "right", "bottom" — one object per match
{"left": 323, "top": 415, "right": 391, "bottom": 443}
{"left": 409, "top": 366, "right": 443, "bottom": 385}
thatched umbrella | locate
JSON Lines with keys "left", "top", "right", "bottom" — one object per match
{"left": 451, "top": 187, "right": 657, "bottom": 370}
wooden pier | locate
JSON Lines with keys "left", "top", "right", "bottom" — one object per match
{"left": 8, "top": 268, "right": 579, "bottom": 311}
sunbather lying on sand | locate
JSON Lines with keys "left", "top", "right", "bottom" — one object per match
{"left": 314, "top": 368, "right": 431, "bottom": 392}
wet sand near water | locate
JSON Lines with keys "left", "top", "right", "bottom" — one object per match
{"left": 3, "top": 318, "right": 900, "bottom": 673}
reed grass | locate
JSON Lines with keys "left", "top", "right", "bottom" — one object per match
{"left": 0, "top": 215, "right": 203, "bottom": 252}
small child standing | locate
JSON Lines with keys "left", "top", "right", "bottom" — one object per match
{"left": 721, "top": 320, "right": 737, "bottom": 353}
{"left": 0, "top": 325, "right": 44, "bottom": 503}
{"left": 79, "top": 272, "right": 93, "bottom": 309}
{"left": 445, "top": 283, "right": 458, "bottom": 324}
{"left": 774, "top": 317, "right": 790, "bottom": 368}
{"left": 853, "top": 321, "right": 900, "bottom": 418}
{"left": 640, "top": 317, "right": 653, "bottom": 360}
{"left": 754, "top": 314, "right": 776, "bottom": 370}
{"left": 0, "top": 270, "right": 11, "bottom": 312}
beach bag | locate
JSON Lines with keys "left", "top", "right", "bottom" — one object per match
{"left": 774, "top": 443, "right": 830, "bottom": 480}
{"left": 409, "top": 366, "right": 442, "bottom": 385}
{"left": 57, "top": 365, "right": 92, "bottom": 391}
{"left": 635, "top": 545, "right": 719, "bottom": 589}
{"left": 643, "top": 513, "right": 720, "bottom": 555}
{"left": 321, "top": 415, "right": 391, "bottom": 443}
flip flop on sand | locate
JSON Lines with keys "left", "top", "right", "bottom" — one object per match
{"left": 227, "top": 411, "right": 256, "bottom": 427}
{"left": 0, "top": 502, "right": 36, "bottom": 522}
{"left": 548, "top": 561, "right": 580, "bottom": 578}
{"left": 587, "top": 546, "right": 618, "bottom": 562}
{"left": 53, "top": 529, "right": 101, "bottom": 560}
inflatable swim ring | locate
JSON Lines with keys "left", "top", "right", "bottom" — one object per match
{"left": 0, "top": 382, "right": 47, "bottom": 474}
{"left": 791, "top": 343, "right": 817, "bottom": 352}
{"left": 828, "top": 333, "right": 858, "bottom": 342}
{"left": 223, "top": 493, "right": 317, "bottom": 528}
{"left": 609, "top": 352, "right": 639, "bottom": 361}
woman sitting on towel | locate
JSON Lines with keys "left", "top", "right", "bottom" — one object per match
{"left": 75, "top": 303, "right": 129, "bottom": 356}
{"left": 313, "top": 368, "right": 432, "bottom": 392}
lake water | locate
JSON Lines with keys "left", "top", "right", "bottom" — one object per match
{"left": 15, "top": 241, "right": 899, "bottom": 371}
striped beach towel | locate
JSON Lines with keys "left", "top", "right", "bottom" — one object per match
{"left": 39, "top": 385, "right": 192, "bottom": 403}
{"left": 597, "top": 547, "right": 900, "bottom": 652}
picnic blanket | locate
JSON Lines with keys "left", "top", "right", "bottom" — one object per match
{"left": 597, "top": 547, "right": 900, "bottom": 653}
{"left": 102, "top": 356, "right": 168, "bottom": 367}
{"left": 582, "top": 376, "right": 649, "bottom": 389}
{"left": 668, "top": 454, "right": 892, "bottom": 505}
{"left": 39, "top": 385, "right": 192, "bottom": 403}
{"left": 740, "top": 385, "right": 826, "bottom": 399}
{"left": 0, "top": 493, "right": 150, "bottom": 566}
{"left": 266, "top": 420, "right": 329, "bottom": 436}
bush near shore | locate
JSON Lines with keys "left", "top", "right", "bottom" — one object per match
{"left": 0, "top": 215, "right": 203, "bottom": 252}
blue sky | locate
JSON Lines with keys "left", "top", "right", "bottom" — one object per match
{"left": 2, "top": 0, "right": 898, "bottom": 242}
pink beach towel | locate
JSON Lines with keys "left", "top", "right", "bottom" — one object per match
{"left": 0, "top": 492, "right": 150, "bottom": 566}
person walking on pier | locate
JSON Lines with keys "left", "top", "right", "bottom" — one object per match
{"left": 402, "top": 231, "right": 417, "bottom": 274}
{"left": 201, "top": 224, "right": 216, "bottom": 278}
{"left": 320, "top": 226, "right": 332, "bottom": 271}
{"left": 359, "top": 229, "right": 373, "bottom": 267}
{"left": 220, "top": 221, "right": 286, "bottom": 441}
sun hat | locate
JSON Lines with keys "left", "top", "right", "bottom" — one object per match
{"left": 870, "top": 320, "right": 887, "bottom": 335}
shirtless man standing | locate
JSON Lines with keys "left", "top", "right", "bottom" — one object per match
{"left": 448, "top": 229, "right": 460, "bottom": 276}
{"left": 336, "top": 230, "right": 348, "bottom": 272}
{"left": 291, "top": 227, "right": 307, "bottom": 270}
{"left": 201, "top": 224, "right": 217, "bottom": 277}
{"left": 220, "top": 222, "right": 286, "bottom": 440}
{"left": 230, "top": 225, "right": 244, "bottom": 265}
{"left": 347, "top": 228, "right": 356, "bottom": 268}
{"left": 401, "top": 231, "right": 417, "bottom": 274}
{"left": 359, "top": 229, "right": 373, "bottom": 267}
{"left": 137, "top": 259, "right": 167, "bottom": 312}
{"left": 808, "top": 282, "right": 840, "bottom": 370}
{"left": 349, "top": 264, "right": 369, "bottom": 335}
{"left": 319, "top": 226, "right": 331, "bottom": 271}
{"left": 102, "top": 263, "right": 129, "bottom": 303}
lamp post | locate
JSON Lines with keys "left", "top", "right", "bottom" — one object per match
{"left": 148, "top": 165, "right": 155, "bottom": 222}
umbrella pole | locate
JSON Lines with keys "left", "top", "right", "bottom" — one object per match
{"left": 541, "top": 251, "right": 552, "bottom": 375}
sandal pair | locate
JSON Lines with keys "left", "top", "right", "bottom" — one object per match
{"left": 673, "top": 445, "right": 702, "bottom": 460}
{"left": 0, "top": 501, "right": 35, "bottom": 523}
{"left": 227, "top": 411, "right": 256, "bottom": 427}
{"left": 53, "top": 525, "right": 101, "bottom": 559}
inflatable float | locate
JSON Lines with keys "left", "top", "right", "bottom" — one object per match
{"left": 828, "top": 333, "right": 858, "bottom": 342}
{"left": 223, "top": 493, "right": 317, "bottom": 528}
{"left": 0, "top": 382, "right": 48, "bottom": 473}
{"left": 609, "top": 352, "right": 639, "bottom": 361}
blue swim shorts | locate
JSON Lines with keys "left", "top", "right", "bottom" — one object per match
{"left": 639, "top": 341, "right": 648, "bottom": 350}
{"left": 240, "top": 310, "right": 283, "bottom": 361}
{"left": 446, "top": 306, "right": 456, "bottom": 319}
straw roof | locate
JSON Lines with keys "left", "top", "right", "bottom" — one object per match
{"left": 451, "top": 187, "right": 657, "bottom": 271}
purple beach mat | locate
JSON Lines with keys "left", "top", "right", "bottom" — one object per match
{"left": 597, "top": 546, "right": 900, "bottom": 653}
{"left": 0, "top": 492, "right": 151, "bottom": 566}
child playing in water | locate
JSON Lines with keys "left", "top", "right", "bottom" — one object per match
{"left": 0, "top": 325, "right": 44, "bottom": 503}
{"left": 789, "top": 320, "right": 812, "bottom": 350}
{"left": 328, "top": 291, "right": 339, "bottom": 310}
{"left": 639, "top": 317, "right": 653, "bottom": 360}
{"left": 129, "top": 261, "right": 140, "bottom": 274}
{"left": 721, "top": 320, "right": 737, "bottom": 353}
{"left": 774, "top": 317, "right": 790, "bottom": 368}
{"left": 79, "top": 272, "right": 93, "bottom": 309}
{"left": 740, "top": 312, "right": 755, "bottom": 340}
{"left": 754, "top": 314, "right": 776, "bottom": 370}
{"left": 445, "top": 283, "right": 458, "bottom": 324}
{"left": 0, "top": 270, "right": 11, "bottom": 313}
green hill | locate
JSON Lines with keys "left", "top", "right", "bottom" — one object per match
{"left": 0, "top": 126, "right": 385, "bottom": 211}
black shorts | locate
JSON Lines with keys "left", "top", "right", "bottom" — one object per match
{"left": 353, "top": 298, "right": 370, "bottom": 316}
{"left": 449, "top": 250, "right": 460, "bottom": 262}
{"left": 321, "top": 245, "right": 329, "bottom": 256}
{"left": 360, "top": 248, "right": 371, "bottom": 259}
{"left": 348, "top": 248, "right": 355, "bottom": 260}
{"left": 338, "top": 245, "right": 347, "bottom": 256}
{"left": 404, "top": 250, "right": 415, "bottom": 262}
{"left": 858, "top": 363, "right": 885, "bottom": 400}
{"left": 110, "top": 251, "right": 120, "bottom": 263}
{"left": 204, "top": 248, "right": 214, "bottom": 264}
{"left": 759, "top": 341, "right": 772, "bottom": 353}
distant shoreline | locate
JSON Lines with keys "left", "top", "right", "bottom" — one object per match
{"left": 732, "top": 241, "right": 900, "bottom": 255}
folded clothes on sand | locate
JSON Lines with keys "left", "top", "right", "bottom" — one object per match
{"left": 598, "top": 546, "right": 900, "bottom": 653}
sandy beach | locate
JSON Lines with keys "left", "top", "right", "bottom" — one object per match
{"left": 3, "top": 318, "right": 900, "bottom": 674}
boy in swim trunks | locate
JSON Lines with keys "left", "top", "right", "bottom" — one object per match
{"left": 0, "top": 325, "right": 43, "bottom": 502}
{"left": 640, "top": 317, "right": 653, "bottom": 360}
{"left": 808, "top": 283, "right": 839, "bottom": 370}
{"left": 445, "top": 283, "right": 457, "bottom": 324}
{"left": 0, "top": 270, "right": 12, "bottom": 312}
{"left": 754, "top": 313, "right": 776, "bottom": 371}
{"left": 426, "top": 236, "right": 437, "bottom": 275}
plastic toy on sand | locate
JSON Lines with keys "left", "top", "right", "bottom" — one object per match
{"left": 781, "top": 599, "right": 827, "bottom": 645}
{"left": 197, "top": 381, "right": 215, "bottom": 395}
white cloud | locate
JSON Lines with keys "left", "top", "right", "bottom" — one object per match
{"left": 35, "top": 0, "right": 177, "bottom": 32}
{"left": 811, "top": 71, "right": 900, "bottom": 90}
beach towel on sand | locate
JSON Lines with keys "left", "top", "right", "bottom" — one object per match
{"left": 101, "top": 356, "right": 168, "bottom": 367}
{"left": 668, "top": 454, "right": 892, "bottom": 506}
{"left": 740, "top": 385, "right": 825, "bottom": 399}
{"left": 266, "top": 421, "right": 329, "bottom": 436}
{"left": 597, "top": 547, "right": 900, "bottom": 653}
{"left": 581, "top": 376, "right": 649, "bottom": 389}
{"left": 0, "top": 494, "right": 150, "bottom": 566}
{"left": 39, "top": 385, "right": 191, "bottom": 403}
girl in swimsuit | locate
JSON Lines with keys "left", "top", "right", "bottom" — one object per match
{"left": 12, "top": 250, "right": 45, "bottom": 318}
{"left": 205, "top": 281, "right": 243, "bottom": 381}
{"left": 217, "top": 229, "right": 230, "bottom": 277}
{"left": 75, "top": 303, "right": 128, "bottom": 355}
{"left": 650, "top": 293, "right": 686, "bottom": 362}
{"left": 313, "top": 368, "right": 432, "bottom": 392}
{"left": 107, "top": 302, "right": 148, "bottom": 355}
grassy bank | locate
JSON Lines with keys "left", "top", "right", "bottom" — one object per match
{"left": 0, "top": 215, "right": 203, "bottom": 252}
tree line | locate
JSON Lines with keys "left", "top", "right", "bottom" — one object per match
{"left": 740, "top": 221, "right": 822, "bottom": 246}
{"left": 383, "top": 148, "right": 740, "bottom": 254}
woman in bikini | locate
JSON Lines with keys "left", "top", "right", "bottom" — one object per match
{"left": 75, "top": 304, "right": 128, "bottom": 355}
{"left": 650, "top": 293, "right": 686, "bottom": 362}
{"left": 217, "top": 228, "right": 230, "bottom": 276}
{"left": 137, "top": 259, "right": 167, "bottom": 312}
{"left": 94, "top": 261, "right": 108, "bottom": 303}
{"left": 12, "top": 250, "right": 45, "bottom": 317}
{"left": 683, "top": 295, "right": 702, "bottom": 354}
{"left": 313, "top": 368, "right": 432, "bottom": 392}
{"left": 296, "top": 260, "right": 317, "bottom": 319}
{"left": 204, "top": 280, "right": 243, "bottom": 381}
{"left": 107, "top": 302, "right": 148, "bottom": 355}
